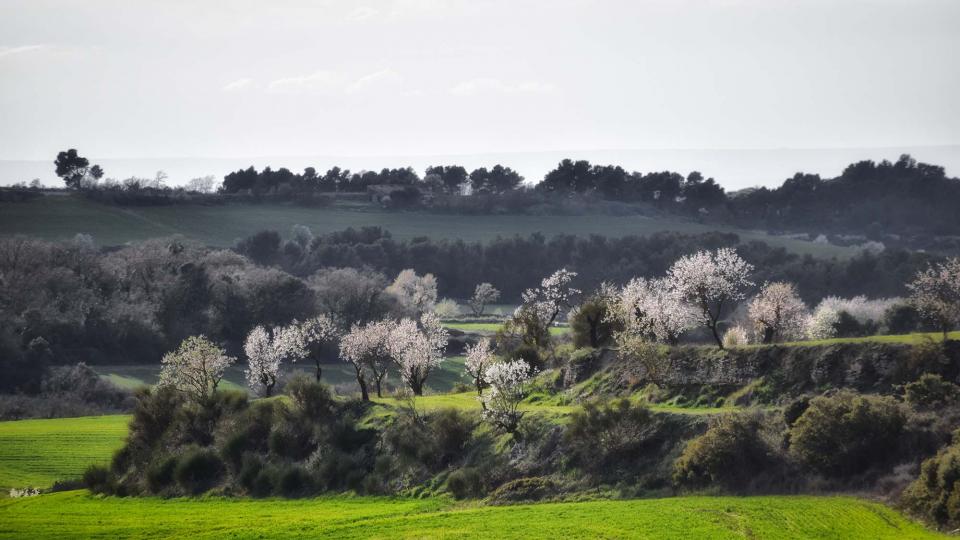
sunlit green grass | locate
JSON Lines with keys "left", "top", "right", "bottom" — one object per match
{"left": 0, "top": 415, "right": 130, "bottom": 489}
{"left": 0, "top": 491, "right": 942, "bottom": 539}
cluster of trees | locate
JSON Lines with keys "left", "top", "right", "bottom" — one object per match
{"left": 239, "top": 225, "right": 941, "bottom": 304}
{"left": 219, "top": 163, "right": 524, "bottom": 197}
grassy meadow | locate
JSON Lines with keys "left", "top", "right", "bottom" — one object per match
{"left": 0, "top": 195, "right": 853, "bottom": 257}
{"left": 0, "top": 415, "right": 128, "bottom": 490}
{"left": 0, "top": 491, "right": 944, "bottom": 539}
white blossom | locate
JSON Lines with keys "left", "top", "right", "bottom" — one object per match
{"left": 747, "top": 282, "right": 809, "bottom": 343}
{"left": 614, "top": 277, "right": 698, "bottom": 344}
{"left": 387, "top": 269, "right": 438, "bottom": 316}
{"left": 480, "top": 359, "right": 533, "bottom": 433}
{"left": 667, "top": 248, "right": 754, "bottom": 348}
{"left": 908, "top": 258, "right": 960, "bottom": 338}
{"left": 464, "top": 338, "right": 495, "bottom": 395}
{"left": 468, "top": 282, "right": 501, "bottom": 316}
{"left": 244, "top": 325, "right": 282, "bottom": 397}
{"left": 158, "top": 335, "right": 235, "bottom": 402}
{"left": 805, "top": 295, "right": 900, "bottom": 340}
{"left": 387, "top": 312, "right": 449, "bottom": 395}
{"left": 340, "top": 320, "right": 393, "bottom": 399}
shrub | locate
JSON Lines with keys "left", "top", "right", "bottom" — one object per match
{"left": 286, "top": 375, "right": 335, "bottom": 419}
{"left": 722, "top": 325, "right": 750, "bottom": 348}
{"left": 488, "top": 477, "right": 556, "bottom": 503}
{"left": 82, "top": 464, "right": 112, "bottom": 494}
{"left": 673, "top": 412, "right": 778, "bottom": 490}
{"left": 447, "top": 467, "right": 483, "bottom": 499}
{"left": 904, "top": 374, "right": 960, "bottom": 410}
{"left": 278, "top": 465, "right": 312, "bottom": 497}
{"left": 565, "top": 398, "right": 659, "bottom": 473}
{"left": 789, "top": 391, "right": 905, "bottom": 476}
{"left": 901, "top": 436, "right": 960, "bottom": 529}
{"left": 146, "top": 456, "right": 178, "bottom": 492}
{"left": 174, "top": 448, "right": 224, "bottom": 494}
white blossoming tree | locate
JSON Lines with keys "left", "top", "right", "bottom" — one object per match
{"left": 387, "top": 312, "right": 449, "bottom": 395}
{"left": 615, "top": 277, "right": 698, "bottom": 345}
{"left": 275, "top": 315, "right": 340, "bottom": 381}
{"left": 464, "top": 338, "right": 495, "bottom": 395}
{"left": 244, "top": 325, "right": 282, "bottom": 397}
{"left": 506, "top": 268, "right": 580, "bottom": 348}
{"left": 468, "top": 282, "right": 501, "bottom": 317}
{"left": 480, "top": 359, "right": 533, "bottom": 433}
{"left": 667, "top": 248, "right": 754, "bottom": 349}
{"left": 339, "top": 320, "right": 393, "bottom": 400}
{"left": 158, "top": 335, "right": 235, "bottom": 403}
{"left": 747, "top": 282, "right": 809, "bottom": 343}
{"left": 387, "top": 269, "right": 438, "bottom": 316}
{"left": 908, "top": 258, "right": 960, "bottom": 339}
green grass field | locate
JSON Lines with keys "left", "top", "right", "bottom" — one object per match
{"left": 0, "top": 195, "right": 853, "bottom": 257}
{"left": 0, "top": 415, "right": 129, "bottom": 490}
{"left": 0, "top": 491, "right": 942, "bottom": 539}
{"left": 444, "top": 322, "right": 569, "bottom": 335}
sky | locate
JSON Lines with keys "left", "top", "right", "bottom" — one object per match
{"left": 0, "top": 0, "right": 958, "bottom": 187}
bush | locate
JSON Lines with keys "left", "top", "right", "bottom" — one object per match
{"left": 902, "top": 436, "right": 960, "bottom": 529}
{"left": 673, "top": 412, "right": 778, "bottom": 490}
{"left": 174, "top": 448, "right": 224, "bottom": 494}
{"left": 904, "top": 374, "right": 960, "bottom": 410}
{"left": 447, "top": 467, "right": 483, "bottom": 499}
{"left": 82, "top": 464, "right": 112, "bottom": 494}
{"left": 278, "top": 465, "right": 312, "bottom": 497}
{"left": 286, "top": 375, "right": 335, "bottom": 419}
{"left": 146, "top": 456, "right": 178, "bottom": 492}
{"left": 565, "top": 399, "right": 659, "bottom": 474}
{"left": 789, "top": 390, "right": 905, "bottom": 476}
{"left": 488, "top": 476, "right": 556, "bottom": 503}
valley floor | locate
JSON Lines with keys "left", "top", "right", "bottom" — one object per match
{"left": 0, "top": 491, "right": 944, "bottom": 539}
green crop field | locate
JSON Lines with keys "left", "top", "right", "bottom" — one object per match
{"left": 0, "top": 415, "right": 129, "bottom": 490}
{"left": 0, "top": 491, "right": 943, "bottom": 539}
{"left": 0, "top": 195, "right": 853, "bottom": 258}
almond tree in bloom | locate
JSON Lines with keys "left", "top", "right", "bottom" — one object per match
{"left": 468, "top": 282, "right": 501, "bottom": 316}
{"left": 464, "top": 338, "right": 495, "bottom": 395}
{"left": 507, "top": 268, "right": 580, "bottom": 348}
{"left": 667, "top": 248, "right": 754, "bottom": 349}
{"left": 614, "top": 277, "right": 698, "bottom": 345}
{"left": 908, "top": 258, "right": 960, "bottom": 339}
{"left": 159, "top": 335, "right": 235, "bottom": 403}
{"left": 747, "top": 282, "right": 809, "bottom": 343}
{"left": 244, "top": 325, "right": 282, "bottom": 397}
{"left": 387, "top": 312, "right": 449, "bottom": 395}
{"left": 275, "top": 315, "right": 340, "bottom": 381}
{"left": 480, "top": 359, "right": 533, "bottom": 433}
{"left": 339, "top": 320, "right": 393, "bottom": 400}
{"left": 387, "top": 269, "right": 438, "bottom": 316}
{"left": 805, "top": 295, "right": 900, "bottom": 340}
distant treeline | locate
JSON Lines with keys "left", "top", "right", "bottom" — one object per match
{"left": 237, "top": 226, "right": 939, "bottom": 303}
{"left": 216, "top": 154, "right": 960, "bottom": 237}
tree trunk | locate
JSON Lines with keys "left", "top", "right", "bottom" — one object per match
{"left": 358, "top": 378, "right": 369, "bottom": 401}
{"left": 412, "top": 379, "right": 423, "bottom": 396}
{"left": 314, "top": 359, "right": 322, "bottom": 382}
{"left": 375, "top": 379, "right": 383, "bottom": 398}
{"left": 709, "top": 321, "right": 724, "bottom": 349}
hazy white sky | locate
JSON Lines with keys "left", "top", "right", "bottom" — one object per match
{"left": 0, "top": 0, "right": 958, "bottom": 163}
